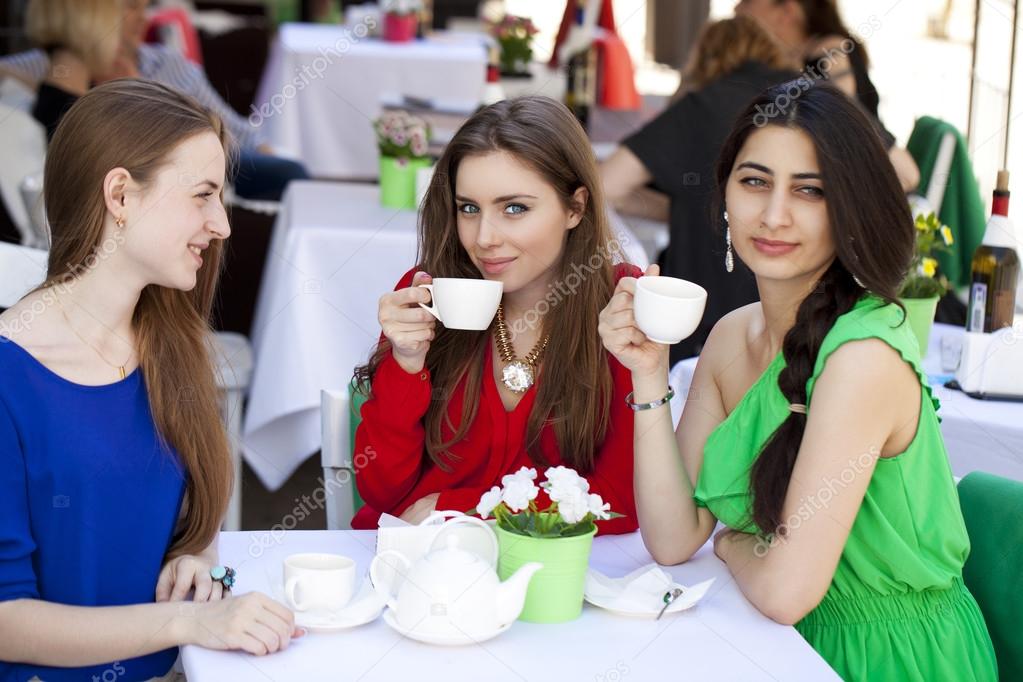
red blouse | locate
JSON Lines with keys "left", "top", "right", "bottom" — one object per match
{"left": 351, "top": 264, "right": 641, "bottom": 534}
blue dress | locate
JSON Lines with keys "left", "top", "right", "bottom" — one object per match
{"left": 0, "top": 338, "right": 186, "bottom": 682}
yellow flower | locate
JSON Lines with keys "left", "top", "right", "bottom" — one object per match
{"left": 920, "top": 257, "right": 938, "bottom": 277}
{"left": 941, "top": 225, "right": 954, "bottom": 246}
{"left": 915, "top": 215, "right": 928, "bottom": 232}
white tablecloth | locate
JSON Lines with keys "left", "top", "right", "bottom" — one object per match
{"left": 667, "top": 323, "right": 1023, "bottom": 482}
{"left": 254, "top": 24, "right": 487, "bottom": 178}
{"left": 244, "top": 181, "right": 649, "bottom": 491}
{"left": 181, "top": 530, "right": 839, "bottom": 681}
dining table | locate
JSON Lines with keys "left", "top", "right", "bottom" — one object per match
{"left": 180, "top": 529, "right": 840, "bottom": 681}
{"left": 253, "top": 24, "right": 487, "bottom": 178}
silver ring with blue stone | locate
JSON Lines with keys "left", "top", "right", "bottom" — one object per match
{"left": 210, "top": 565, "right": 236, "bottom": 591}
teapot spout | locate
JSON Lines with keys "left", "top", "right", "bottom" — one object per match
{"left": 496, "top": 562, "right": 543, "bottom": 624}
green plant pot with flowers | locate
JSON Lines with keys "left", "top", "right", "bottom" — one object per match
{"left": 470, "top": 466, "right": 621, "bottom": 623}
{"left": 900, "top": 211, "right": 955, "bottom": 356}
{"left": 375, "top": 110, "right": 431, "bottom": 210}
{"left": 490, "top": 14, "right": 539, "bottom": 76}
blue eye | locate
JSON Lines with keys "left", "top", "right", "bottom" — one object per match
{"left": 458, "top": 203, "right": 480, "bottom": 215}
{"left": 740, "top": 177, "right": 767, "bottom": 188}
{"left": 504, "top": 203, "right": 528, "bottom": 215}
{"left": 798, "top": 186, "right": 825, "bottom": 198}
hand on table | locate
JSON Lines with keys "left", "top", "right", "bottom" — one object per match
{"left": 400, "top": 493, "right": 440, "bottom": 524}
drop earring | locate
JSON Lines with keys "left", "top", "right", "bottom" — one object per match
{"left": 724, "top": 211, "right": 734, "bottom": 273}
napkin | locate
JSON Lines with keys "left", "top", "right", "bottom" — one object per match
{"left": 585, "top": 564, "right": 714, "bottom": 614}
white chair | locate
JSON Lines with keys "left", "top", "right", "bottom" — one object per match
{"left": 19, "top": 172, "right": 48, "bottom": 247}
{"left": 0, "top": 102, "right": 47, "bottom": 247}
{"left": 0, "top": 241, "right": 47, "bottom": 308}
{"left": 321, "top": 388, "right": 358, "bottom": 530}
{"left": 925, "top": 131, "right": 957, "bottom": 217}
{"left": 210, "top": 331, "right": 253, "bottom": 531}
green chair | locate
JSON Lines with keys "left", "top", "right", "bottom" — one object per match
{"left": 957, "top": 471, "right": 1023, "bottom": 680}
{"left": 319, "top": 378, "right": 368, "bottom": 529}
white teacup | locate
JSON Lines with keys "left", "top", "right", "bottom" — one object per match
{"left": 283, "top": 553, "right": 356, "bottom": 614}
{"left": 634, "top": 276, "right": 708, "bottom": 345}
{"left": 418, "top": 278, "right": 503, "bottom": 330}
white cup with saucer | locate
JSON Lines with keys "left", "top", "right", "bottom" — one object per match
{"left": 283, "top": 553, "right": 356, "bottom": 617}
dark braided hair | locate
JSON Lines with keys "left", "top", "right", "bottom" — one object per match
{"left": 713, "top": 81, "right": 914, "bottom": 534}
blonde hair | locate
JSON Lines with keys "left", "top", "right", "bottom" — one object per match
{"left": 26, "top": 0, "right": 121, "bottom": 74}
{"left": 40, "top": 79, "right": 235, "bottom": 559}
{"left": 675, "top": 16, "right": 795, "bottom": 99}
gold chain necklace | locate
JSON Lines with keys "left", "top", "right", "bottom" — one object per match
{"left": 495, "top": 304, "right": 549, "bottom": 393}
{"left": 55, "top": 294, "right": 133, "bottom": 380}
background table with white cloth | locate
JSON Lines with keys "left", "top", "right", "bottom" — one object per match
{"left": 181, "top": 530, "right": 840, "bottom": 681}
{"left": 667, "top": 322, "right": 1023, "bottom": 482}
{"left": 253, "top": 24, "right": 487, "bottom": 178}
{"left": 243, "top": 181, "right": 649, "bottom": 491}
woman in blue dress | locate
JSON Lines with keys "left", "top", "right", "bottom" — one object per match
{"left": 0, "top": 79, "right": 300, "bottom": 681}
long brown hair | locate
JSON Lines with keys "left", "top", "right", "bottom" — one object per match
{"left": 39, "top": 79, "right": 234, "bottom": 559}
{"left": 714, "top": 82, "right": 913, "bottom": 534}
{"left": 677, "top": 15, "right": 794, "bottom": 98}
{"left": 356, "top": 96, "right": 620, "bottom": 473}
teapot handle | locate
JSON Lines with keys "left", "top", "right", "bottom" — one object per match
{"left": 433, "top": 515, "right": 499, "bottom": 567}
{"left": 369, "top": 549, "right": 411, "bottom": 611}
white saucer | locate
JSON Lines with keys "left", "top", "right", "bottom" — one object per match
{"left": 285, "top": 579, "right": 385, "bottom": 632}
{"left": 295, "top": 606, "right": 379, "bottom": 632}
{"left": 583, "top": 573, "right": 715, "bottom": 619}
{"left": 584, "top": 589, "right": 697, "bottom": 619}
{"left": 381, "top": 609, "right": 512, "bottom": 646}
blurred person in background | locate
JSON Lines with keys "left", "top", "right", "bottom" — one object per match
{"left": 601, "top": 16, "right": 798, "bottom": 362}
{"left": 1, "top": 0, "right": 308, "bottom": 201}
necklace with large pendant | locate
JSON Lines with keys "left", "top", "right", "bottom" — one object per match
{"left": 495, "top": 304, "right": 549, "bottom": 393}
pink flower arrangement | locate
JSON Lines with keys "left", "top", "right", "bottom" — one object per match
{"left": 374, "top": 110, "right": 431, "bottom": 160}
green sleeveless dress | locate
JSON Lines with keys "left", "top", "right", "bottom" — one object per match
{"left": 694, "top": 295, "right": 997, "bottom": 681}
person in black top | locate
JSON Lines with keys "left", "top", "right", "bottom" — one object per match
{"left": 601, "top": 16, "right": 797, "bottom": 362}
{"left": 24, "top": 0, "right": 120, "bottom": 140}
{"left": 735, "top": 0, "right": 919, "bottom": 190}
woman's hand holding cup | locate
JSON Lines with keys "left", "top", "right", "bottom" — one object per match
{"left": 598, "top": 264, "right": 669, "bottom": 381}
{"left": 379, "top": 271, "right": 437, "bottom": 374}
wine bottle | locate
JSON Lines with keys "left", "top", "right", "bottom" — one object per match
{"left": 564, "top": 0, "right": 596, "bottom": 129}
{"left": 966, "top": 170, "right": 1020, "bottom": 332}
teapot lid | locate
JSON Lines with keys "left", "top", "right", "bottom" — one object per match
{"left": 426, "top": 534, "right": 479, "bottom": 566}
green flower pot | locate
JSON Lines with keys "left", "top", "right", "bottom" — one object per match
{"left": 379, "top": 155, "right": 430, "bottom": 210}
{"left": 901, "top": 296, "right": 940, "bottom": 357}
{"left": 495, "top": 521, "right": 596, "bottom": 623}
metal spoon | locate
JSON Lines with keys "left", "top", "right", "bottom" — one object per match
{"left": 656, "top": 587, "right": 684, "bottom": 620}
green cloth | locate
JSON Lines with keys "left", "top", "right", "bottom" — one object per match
{"left": 694, "top": 296, "right": 997, "bottom": 681}
{"left": 349, "top": 379, "right": 367, "bottom": 513}
{"left": 907, "top": 116, "right": 987, "bottom": 289}
{"left": 958, "top": 471, "right": 1023, "bottom": 680}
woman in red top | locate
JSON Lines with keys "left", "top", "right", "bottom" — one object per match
{"left": 352, "top": 96, "right": 649, "bottom": 534}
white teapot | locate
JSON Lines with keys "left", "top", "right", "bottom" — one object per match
{"left": 370, "top": 532, "right": 542, "bottom": 638}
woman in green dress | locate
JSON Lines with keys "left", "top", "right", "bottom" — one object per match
{"left": 598, "top": 82, "right": 997, "bottom": 681}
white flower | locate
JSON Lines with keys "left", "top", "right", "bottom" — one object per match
{"left": 477, "top": 486, "right": 503, "bottom": 519}
{"left": 500, "top": 468, "right": 539, "bottom": 512}
{"left": 501, "top": 466, "right": 537, "bottom": 487}
{"left": 587, "top": 493, "right": 611, "bottom": 520}
{"left": 556, "top": 485, "right": 590, "bottom": 524}
{"left": 542, "top": 466, "right": 589, "bottom": 502}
